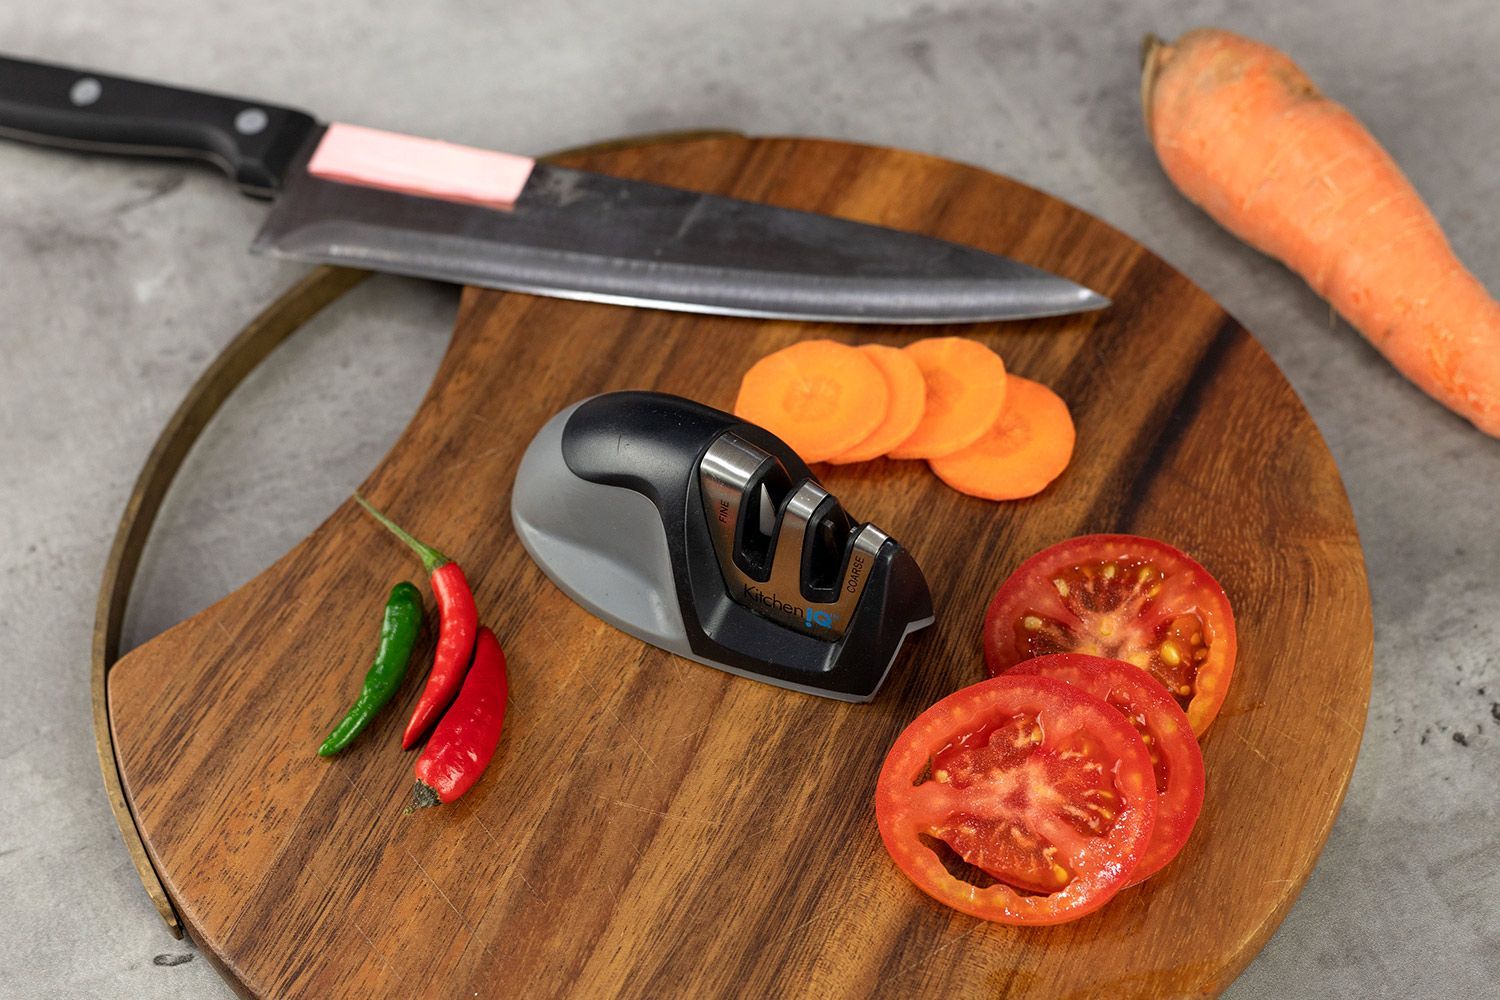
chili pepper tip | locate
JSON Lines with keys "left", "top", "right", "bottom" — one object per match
{"left": 405, "top": 781, "right": 442, "bottom": 815}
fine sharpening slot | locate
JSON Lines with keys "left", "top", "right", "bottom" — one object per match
{"left": 698, "top": 432, "right": 886, "bottom": 641}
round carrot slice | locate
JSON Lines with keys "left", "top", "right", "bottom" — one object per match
{"left": 734, "top": 340, "right": 888, "bottom": 463}
{"left": 928, "top": 375, "right": 1074, "bottom": 500}
{"left": 887, "top": 338, "right": 1007, "bottom": 459}
{"left": 826, "top": 345, "right": 927, "bottom": 464}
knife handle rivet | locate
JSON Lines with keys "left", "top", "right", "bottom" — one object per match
{"left": 70, "top": 77, "right": 102, "bottom": 107}
{"left": 235, "top": 107, "right": 269, "bottom": 136}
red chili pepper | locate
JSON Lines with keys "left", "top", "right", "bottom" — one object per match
{"left": 408, "top": 626, "right": 508, "bottom": 810}
{"left": 354, "top": 493, "right": 480, "bottom": 749}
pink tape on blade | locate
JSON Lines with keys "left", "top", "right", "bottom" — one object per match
{"left": 306, "top": 123, "right": 535, "bottom": 209}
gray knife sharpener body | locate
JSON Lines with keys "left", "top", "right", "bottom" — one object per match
{"left": 512, "top": 401, "right": 693, "bottom": 657}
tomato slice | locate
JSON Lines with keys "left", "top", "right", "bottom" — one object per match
{"left": 983, "top": 534, "right": 1237, "bottom": 735}
{"left": 1006, "top": 654, "right": 1204, "bottom": 883}
{"left": 874, "top": 674, "right": 1156, "bottom": 925}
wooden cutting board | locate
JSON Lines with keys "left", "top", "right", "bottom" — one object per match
{"left": 108, "top": 135, "right": 1372, "bottom": 999}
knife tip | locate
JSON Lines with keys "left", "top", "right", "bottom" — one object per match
{"left": 1079, "top": 288, "right": 1112, "bottom": 312}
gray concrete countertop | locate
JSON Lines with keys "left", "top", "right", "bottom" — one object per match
{"left": 2, "top": 2, "right": 1495, "bottom": 997}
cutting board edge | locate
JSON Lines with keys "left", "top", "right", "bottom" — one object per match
{"left": 104, "top": 134, "right": 1375, "bottom": 1000}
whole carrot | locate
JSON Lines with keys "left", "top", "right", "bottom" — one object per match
{"left": 1142, "top": 28, "right": 1500, "bottom": 437}
{"left": 354, "top": 493, "right": 479, "bottom": 749}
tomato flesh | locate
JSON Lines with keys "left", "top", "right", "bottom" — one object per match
{"left": 1008, "top": 654, "right": 1206, "bottom": 884}
{"left": 926, "top": 712, "right": 1122, "bottom": 893}
{"left": 984, "top": 534, "right": 1237, "bottom": 735}
{"left": 875, "top": 675, "right": 1157, "bottom": 925}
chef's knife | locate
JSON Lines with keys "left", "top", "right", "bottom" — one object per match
{"left": 0, "top": 54, "right": 1109, "bottom": 323}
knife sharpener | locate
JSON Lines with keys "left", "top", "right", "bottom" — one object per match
{"left": 511, "top": 391, "right": 934, "bottom": 701}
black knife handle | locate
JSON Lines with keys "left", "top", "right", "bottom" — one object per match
{"left": 0, "top": 53, "right": 318, "bottom": 197}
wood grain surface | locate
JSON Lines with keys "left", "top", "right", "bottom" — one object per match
{"left": 109, "top": 135, "right": 1373, "bottom": 999}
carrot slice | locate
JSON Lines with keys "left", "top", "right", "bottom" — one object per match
{"left": 886, "top": 338, "right": 1008, "bottom": 459}
{"left": 734, "top": 340, "right": 889, "bottom": 463}
{"left": 826, "top": 345, "right": 927, "bottom": 464}
{"left": 929, "top": 375, "right": 1075, "bottom": 500}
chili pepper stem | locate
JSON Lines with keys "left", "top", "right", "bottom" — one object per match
{"left": 353, "top": 492, "right": 451, "bottom": 575}
{"left": 405, "top": 781, "right": 442, "bottom": 814}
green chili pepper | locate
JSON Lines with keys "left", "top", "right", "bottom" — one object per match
{"left": 318, "top": 581, "right": 424, "bottom": 757}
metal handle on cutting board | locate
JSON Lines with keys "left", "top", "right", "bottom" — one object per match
{"left": 0, "top": 52, "right": 317, "bottom": 195}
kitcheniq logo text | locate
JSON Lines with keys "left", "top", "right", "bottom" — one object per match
{"left": 742, "top": 583, "right": 839, "bottom": 631}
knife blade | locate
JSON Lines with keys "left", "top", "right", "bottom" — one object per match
{"left": 0, "top": 53, "right": 1109, "bottom": 324}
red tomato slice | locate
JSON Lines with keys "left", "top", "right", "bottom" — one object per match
{"left": 1007, "top": 654, "right": 1205, "bottom": 883}
{"left": 874, "top": 675, "right": 1157, "bottom": 925}
{"left": 983, "top": 534, "right": 1237, "bottom": 735}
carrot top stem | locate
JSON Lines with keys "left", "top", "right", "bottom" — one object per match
{"left": 354, "top": 492, "right": 450, "bottom": 575}
{"left": 1139, "top": 33, "right": 1165, "bottom": 133}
